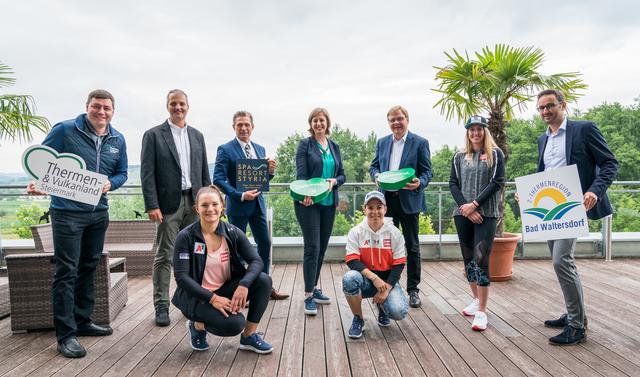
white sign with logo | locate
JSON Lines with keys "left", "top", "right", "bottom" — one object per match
{"left": 515, "top": 165, "right": 589, "bottom": 241}
{"left": 22, "top": 145, "right": 107, "bottom": 206}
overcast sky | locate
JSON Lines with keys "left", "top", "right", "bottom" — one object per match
{"left": 1, "top": 0, "right": 638, "bottom": 174}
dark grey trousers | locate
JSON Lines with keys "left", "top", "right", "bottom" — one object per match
{"left": 153, "top": 193, "right": 197, "bottom": 308}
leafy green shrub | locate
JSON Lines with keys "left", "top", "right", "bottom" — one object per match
{"left": 331, "top": 212, "right": 352, "bottom": 236}
{"left": 419, "top": 213, "right": 436, "bottom": 235}
{"left": 13, "top": 203, "right": 43, "bottom": 238}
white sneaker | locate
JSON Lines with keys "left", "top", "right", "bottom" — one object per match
{"left": 472, "top": 311, "right": 488, "bottom": 331}
{"left": 462, "top": 298, "right": 480, "bottom": 316}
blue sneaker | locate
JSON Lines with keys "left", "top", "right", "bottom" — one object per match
{"left": 312, "top": 288, "right": 331, "bottom": 304}
{"left": 239, "top": 332, "right": 273, "bottom": 354}
{"left": 348, "top": 315, "right": 365, "bottom": 339}
{"left": 377, "top": 305, "right": 391, "bottom": 327}
{"left": 304, "top": 296, "right": 318, "bottom": 315}
{"left": 186, "top": 320, "right": 209, "bottom": 351}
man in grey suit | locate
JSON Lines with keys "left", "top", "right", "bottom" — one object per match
{"left": 141, "top": 89, "right": 211, "bottom": 326}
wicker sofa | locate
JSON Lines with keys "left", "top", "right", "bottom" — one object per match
{"left": 5, "top": 252, "right": 127, "bottom": 333}
{"left": 103, "top": 220, "right": 157, "bottom": 276}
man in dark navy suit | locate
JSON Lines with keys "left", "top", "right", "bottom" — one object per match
{"left": 369, "top": 105, "right": 432, "bottom": 308}
{"left": 536, "top": 89, "right": 618, "bottom": 345}
{"left": 213, "top": 111, "right": 289, "bottom": 300}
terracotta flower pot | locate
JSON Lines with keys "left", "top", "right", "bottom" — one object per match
{"left": 489, "top": 232, "right": 521, "bottom": 281}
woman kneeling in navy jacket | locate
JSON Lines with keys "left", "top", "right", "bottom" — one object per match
{"left": 172, "top": 185, "right": 273, "bottom": 354}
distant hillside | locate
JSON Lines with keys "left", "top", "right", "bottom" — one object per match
{"left": 0, "top": 173, "right": 30, "bottom": 185}
{"left": 0, "top": 164, "right": 215, "bottom": 186}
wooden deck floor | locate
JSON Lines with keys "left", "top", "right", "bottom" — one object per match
{"left": 1, "top": 259, "right": 640, "bottom": 376}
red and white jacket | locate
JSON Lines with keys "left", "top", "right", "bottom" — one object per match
{"left": 345, "top": 218, "right": 406, "bottom": 284}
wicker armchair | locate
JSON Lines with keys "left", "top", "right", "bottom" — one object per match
{"left": 103, "top": 220, "right": 157, "bottom": 276}
{"left": 32, "top": 223, "right": 54, "bottom": 253}
{"left": 5, "top": 252, "right": 127, "bottom": 333}
{"left": 0, "top": 277, "right": 9, "bottom": 318}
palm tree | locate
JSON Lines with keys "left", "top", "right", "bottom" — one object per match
{"left": 432, "top": 44, "right": 587, "bottom": 234}
{"left": 0, "top": 61, "right": 50, "bottom": 142}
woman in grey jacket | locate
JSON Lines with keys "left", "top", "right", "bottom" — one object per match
{"left": 449, "top": 116, "right": 505, "bottom": 331}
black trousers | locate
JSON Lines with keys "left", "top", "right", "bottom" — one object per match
{"left": 229, "top": 207, "right": 271, "bottom": 274}
{"left": 384, "top": 192, "right": 421, "bottom": 293}
{"left": 50, "top": 209, "right": 109, "bottom": 342}
{"left": 294, "top": 202, "right": 336, "bottom": 292}
{"left": 454, "top": 215, "right": 497, "bottom": 286}
{"left": 193, "top": 273, "right": 272, "bottom": 337}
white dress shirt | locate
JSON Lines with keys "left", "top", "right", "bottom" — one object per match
{"left": 543, "top": 117, "right": 568, "bottom": 171}
{"left": 389, "top": 132, "right": 407, "bottom": 171}
{"left": 168, "top": 119, "right": 192, "bottom": 190}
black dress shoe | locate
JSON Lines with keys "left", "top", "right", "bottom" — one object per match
{"left": 57, "top": 337, "right": 87, "bottom": 358}
{"left": 409, "top": 291, "right": 422, "bottom": 308}
{"left": 155, "top": 305, "right": 170, "bottom": 326}
{"left": 544, "top": 313, "right": 567, "bottom": 328}
{"left": 549, "top": 325, "right": 586, "bottom": 345}
{"left": 76, "top": 322, "right": 113, "bottom": 336}
{"left": 544, "top": 313, "right": 588, "bottom": 329}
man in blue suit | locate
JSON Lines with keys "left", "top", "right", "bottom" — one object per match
{"left": 369, "top": 105, "right": 432, "bottom": 308}
{"left": 536, "top": 89, "right": 617, "bottom": 345}
{"left": 213, "top": 110, "right": 289, "bottom": 300}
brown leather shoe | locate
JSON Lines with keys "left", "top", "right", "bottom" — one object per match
{"left": 270, "top": 288, "right": 289, "bottom": 300}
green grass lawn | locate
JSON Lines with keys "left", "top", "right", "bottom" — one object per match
{"left": 0, "top": 197, "right": 50, "bottom": 239}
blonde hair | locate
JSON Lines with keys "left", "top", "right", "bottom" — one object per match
{"left": 307, "top": 107, "right": 331, "bottom": 136}
{"left": 464, "top": 127, "right": 499, "bottom": 167}
{"left": 386, "top": 105, "right": 409, "bottom": 121}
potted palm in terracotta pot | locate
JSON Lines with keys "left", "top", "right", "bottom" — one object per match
{"left": 433, "top": 44, "right": 585, "bottom": 281}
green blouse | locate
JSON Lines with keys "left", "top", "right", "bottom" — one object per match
{"left": 317, "top": 141, "right": 335, "bottom": 206}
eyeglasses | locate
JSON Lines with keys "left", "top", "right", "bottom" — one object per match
{"left": 90, "top": 104, "right": 113, "bottom": 112}
{"left": 536, "top": 103, "right": 561, "bottom": 112}
{"left": 388, "top": 116, "right": 406, "bottom": 123}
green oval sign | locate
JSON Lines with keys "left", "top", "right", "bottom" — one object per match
{"left": 378, "top": 168, "right": 416, "bottom": 191}
{"left": 290, "top": 178, "right": 331, "bottom": 203}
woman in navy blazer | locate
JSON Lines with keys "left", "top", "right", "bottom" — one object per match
{"left": 295, "top": 108, "right": 346, "bottom": 315}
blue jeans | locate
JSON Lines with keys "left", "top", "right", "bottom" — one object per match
{"left": 342, "top": 270, "right": 408, "bottom": 320}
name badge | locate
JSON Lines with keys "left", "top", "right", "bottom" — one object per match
{"left": 194, "top": 242, "right": 206, "bottom": 254}
{"left": 179, "top": 253, "right": 190, "bottom": 260}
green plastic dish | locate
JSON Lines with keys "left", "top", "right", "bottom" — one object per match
{"left": 289, "top": 178, "right": 331, "bottom": 203}
{"left": 377, "top": 168, "right": 416, "bottom": 191}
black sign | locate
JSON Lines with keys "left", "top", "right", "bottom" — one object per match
{"left": 236, "top": 158, "right": 269, "bottom": 192}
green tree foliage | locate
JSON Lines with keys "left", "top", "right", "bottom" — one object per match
{"left": 503, "top": 202, "right": 522, "bottom": 234}
{"left": 430, "top": 144, "right": 457, "bottom": 182}
{"left": 576, "top": 100, "right": 640, "bottom": 181}
{"left": 331, "top": 126, "right": 377, "bottom": 183}
{"left": 272, "top": 124, "right": 376, "bottom": 184}
{"left": 504, "top": 118, "right": 547, "bottom": 180}
{"left": 13, "top": 203, "right": 43, "bottom": 238}
{"left": 268, "top": 195, "right": 301, "bottom": 237}
{"left": 272, "top": 133, "right": 304, "bottom": 184}
{"left": 0, "top": 62, "right": 50, "bottom": 141}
